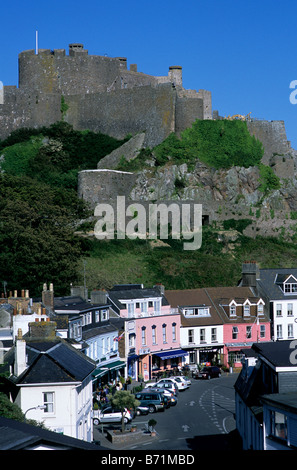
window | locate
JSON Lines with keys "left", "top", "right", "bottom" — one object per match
{"left": 184, "top": 307, "right": 210, "bottom": 317}
{"left": 230, "top": 305, "right": 236, "bottom": 317}
{"left": 140, "top": 302, "right": 147, "bottom": 313}
{"left": 152, "top": 325, "right": 156, "bottom": 345}
{"left": 232, "top": 326, "right": 238, "bottom": 340}
{"left": 284, "top": 282, "right": 297, "bottom": 293}
{"left": 276, "top": 304, "right": 282, "bottom": 316}
{"left": 162, "top": 324, "right": 167, "bottom": 343}
{"left": 200, "top": 329, "right": 205, "bottom": 342}
{"left": 128, "top": 303, "right": 135, "bottom": 318}
{"left": 243, "top": 303, "right": 250, "bottom": 316}
{"left": 287, "top": 303, "right": 293, "bottom": 316}
{"left": 246, "top": 326, "right": 252, "bottom": 339}
{"left": 95, "top": 310, "right": 100, "bottom": 322}
{"left": 129, "top": 333, "right": 135, "bottom": 348}
{"left": 211, "top": 328, "right": 217, "bottom": 342}
{"left": 172, "top": 323, "right": 176, "bottom": 342}
{"left": 260, "top": 325, "right": 266, "bottom": 338}
{"left": 101, "top": 309, "right": 108, "bottom": 321}
{"left": 188, "top": 329, "right": 194, "bottom": 344}
{"left": 277, "top": 324, "right": 283, "bottom": 340}
{"left": 288, "top": 324, "right": 294, "bottom": 338}
{"left": 270, "top": 410, "right": 287, "bottom": 441}
{"left": 257, "top": 303, "right": 264, "bottom": 316}
{"left": 43, "top": 392, "right": 54, "bottom": 413}
{"left": 154, "top": 300, "right": 161, "bottom": 314}
{"left": 141, "top": 327, "right": 146, "bottom": 345}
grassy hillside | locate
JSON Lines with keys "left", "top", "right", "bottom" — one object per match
{"left": 77, "top": 229, "right": 297, "bottom": 292}
{"left": 0, "top": 120, "right": 295, "bottom": 296}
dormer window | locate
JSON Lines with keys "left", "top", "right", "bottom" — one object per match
{"left": 284, "top": 280, "right": 297, "bottom": 293}
{"left": 276, "top": 274, "right": 297, "bottom": 294}
{"left": 243, "top": 302, "right": 250, "bottom": 316}
{"left": 257, "top": 303, "right": 264, "bottom": 316}
{"left": 230, "top": 304, "right": 237, "bottom": 317}
{"left": 184, "top": 306, "right": 210, "bottom": 317}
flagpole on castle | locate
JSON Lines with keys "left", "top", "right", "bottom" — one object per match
{"left": 35, "top": 31, "right": 38, "bottom": 55}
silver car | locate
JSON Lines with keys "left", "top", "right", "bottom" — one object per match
{"left": 93, "top": 405, "right": 132, "bottom": 425}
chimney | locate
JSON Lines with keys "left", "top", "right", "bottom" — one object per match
{"left": 154, "top": 283, "right": 165, "bottom": 295}
{"left": 14, "top": 329, "right": 27, "bottom": 376}
{"left": 91, "top": 289, "right": 108, "bottom": 304}
{"left": 42, "top": 282, "right": 54, "bottom": 310}
{"left": 241, "top": 261, "right": 259, "bottom": 288}
{"left": 29, "top": 321, "right": 56, "bottom": 339}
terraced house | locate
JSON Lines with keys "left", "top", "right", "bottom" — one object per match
{"left": 107, "top": 284, "right": 185, "bottom": 381}
{"left": 165, "top": 283, "right": 269, "bottom": 370}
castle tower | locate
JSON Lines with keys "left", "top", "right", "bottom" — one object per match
{"left": 169, "top": 66, "right": 182, "bottom": 87}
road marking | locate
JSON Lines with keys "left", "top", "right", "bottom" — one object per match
{"left": 182, "top": 425, "right": 190, "bottom": 432}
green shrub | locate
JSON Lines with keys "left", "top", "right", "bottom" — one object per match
{"left": 154, "top": 119, "right": 264, "bottom": 169}
{"left": 258, "top": 164, "right": 281, "bottom": 194}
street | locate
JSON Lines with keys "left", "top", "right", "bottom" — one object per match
{"left": 93, "top": 372, "right": 242, "bottom": 451}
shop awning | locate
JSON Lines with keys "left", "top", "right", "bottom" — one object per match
{"left": 154, "top": 349, "right": 188, "bottom": 360}
{"left": 92, "top": 360, "right": 126, "bottom": 379}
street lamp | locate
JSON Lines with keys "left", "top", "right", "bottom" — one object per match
{"left": 24, "top": 405, "right": 46, "bottom": 422}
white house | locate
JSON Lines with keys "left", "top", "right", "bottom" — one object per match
{"left": 165, "top": 288, "right": 224, "bottom": 367}
{"left": 256, "top": 268, "right": 297, "bottom": 341}
{"left": 4, "top": 322, "right": 95, "bottom": 443}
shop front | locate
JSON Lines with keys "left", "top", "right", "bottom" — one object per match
{"left": 151, "top": 349, "right": 188, "bottom": 378}
{"left": 92, "top": 359, "right": 126, "bottom": 388}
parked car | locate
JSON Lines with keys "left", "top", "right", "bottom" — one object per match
{"left": 175, "top": 375, "right": 191, "bottom": 386}
{"left": 149, "top": 381, "right": 178, "bottom": 396}
{"left": 129, "top": 405, "right": 149, "bottom": 418}
{"left": 150, "top": 378, "right": 179, "bottom": 392}
{"left": 148, "top": 387, "right": 178, "bottom": 406}
{"left": 93, "top": 405, "right": 132, "bottom": 425}
{"left": 134, "top": 390, "right": 168, "bottom": 413}
{"left": 173, "top": 376, "right": 189, "bottom": 389}
{"left": 157, "top": 377, "right": 187, "bottom": 391}
{"left": 199, "top": 366, "right": 221, "bottom": 379}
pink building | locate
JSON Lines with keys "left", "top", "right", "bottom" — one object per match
{"left": 108, "top": 284, "right": 185, "bottom": 381}
{"left": 205, "top": 286, "right": 271, "bottom": 369}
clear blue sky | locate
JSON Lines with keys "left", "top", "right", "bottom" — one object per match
{"left": 1, "top": 0, "right": 297, "bottom": 147}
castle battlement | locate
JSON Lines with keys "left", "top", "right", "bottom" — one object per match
{"left": 0, "top": 43, "right": 212, "bottom": 146}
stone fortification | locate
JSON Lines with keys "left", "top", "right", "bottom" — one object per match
{"left": 0, "top": 43, "right": 211, "bottom": 148}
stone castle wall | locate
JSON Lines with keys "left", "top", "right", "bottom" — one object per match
{"left": 0, "top": 43, "right": 210, "bottom": 147}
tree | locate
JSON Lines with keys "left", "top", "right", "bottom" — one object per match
{"left": 108, "top": 390, "right": 140, "bottom": 432}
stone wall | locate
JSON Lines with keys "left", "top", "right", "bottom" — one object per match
{"left": 0, "top": 43, "right": 212, "bottom": 148}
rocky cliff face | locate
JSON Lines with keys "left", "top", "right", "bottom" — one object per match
{"left": 78, "top": 119, "right": 297, "bottom": 241}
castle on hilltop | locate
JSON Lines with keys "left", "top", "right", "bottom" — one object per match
{"left": 0, "top": 43, "right": 212, "bottom": 147}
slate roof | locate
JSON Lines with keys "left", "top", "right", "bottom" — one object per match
{"left": 251, "top": 340, "right": 297, "bottom": 368}
{"left": 165, "top": 288, "right": 223, "bottom": 327}
{"left": 108, "top": 285, "right": 169, "bottom": 312}
{"left": 257, "top": 268, "right": 297, "bottom": 301}
{"left": 54, "top": 296, "right": 109, "bottom": 313}
{"left": 6, "top": 339, "right": 95, "bottom": 385}
{"left": 0, "top": 416, "right": 104, "bottom": 450}
{"left": 165, "top": 286, "right": 268, "bottom": 326}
